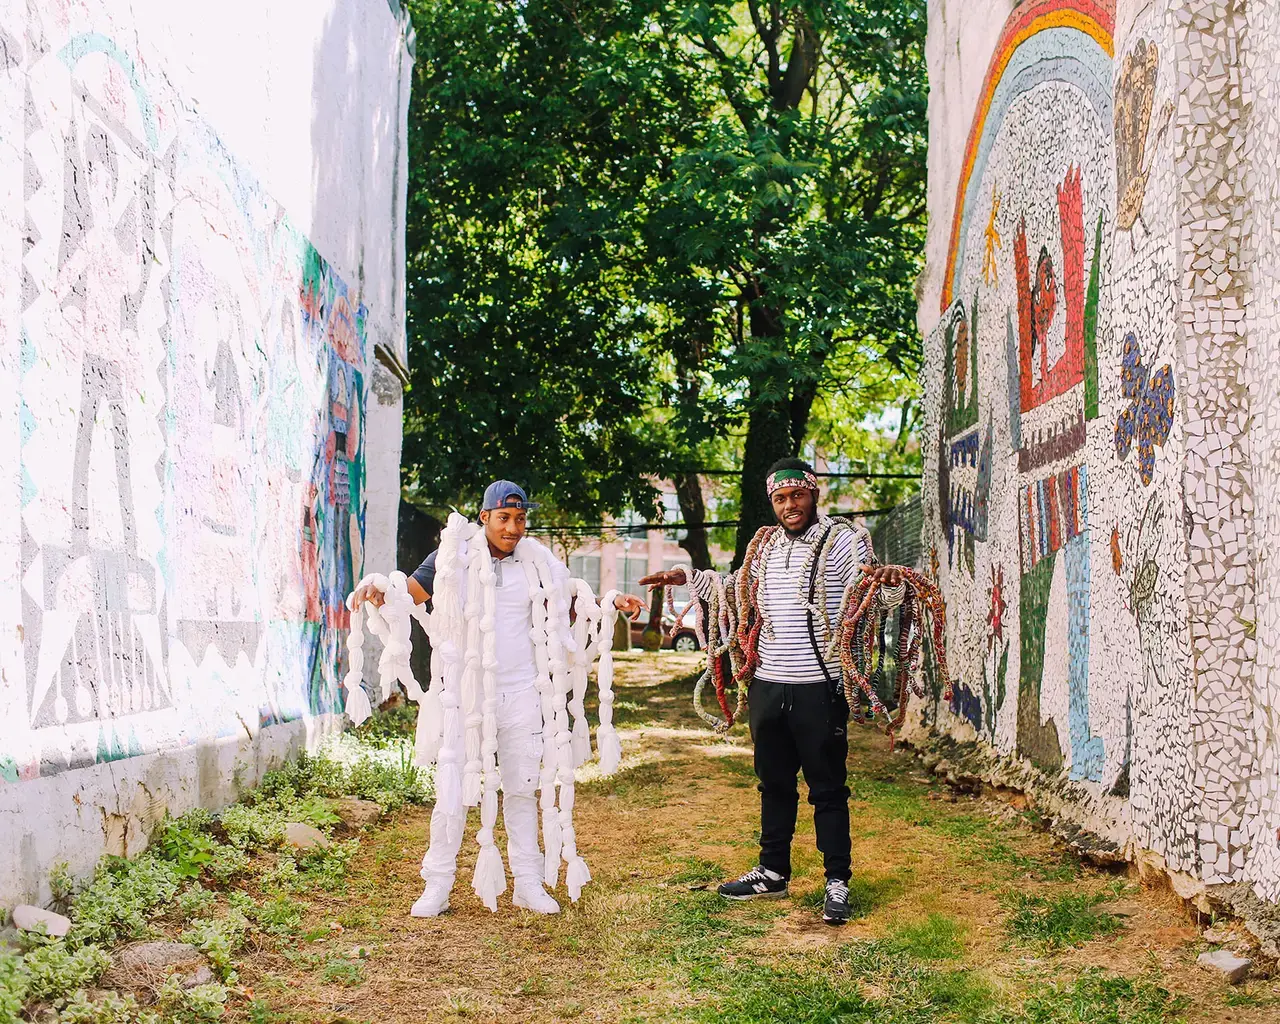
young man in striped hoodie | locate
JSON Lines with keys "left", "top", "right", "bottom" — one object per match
{"left": 643, "top": 458, "right": 901, "bottom": 925}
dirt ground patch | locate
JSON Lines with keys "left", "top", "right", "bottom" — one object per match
{"left": 234, "top": 651, "right": 1280, "bottom": 1023}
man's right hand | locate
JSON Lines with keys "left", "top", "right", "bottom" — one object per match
{"left": 352, "top": 582, "right": 386, "bottom": 609}
{"left": 638, "top": 568, "right": 688, "bottom": 591}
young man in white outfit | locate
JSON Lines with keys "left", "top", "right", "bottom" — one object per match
{"left": 353, "top": 481, "right": 643, "bottom": 917}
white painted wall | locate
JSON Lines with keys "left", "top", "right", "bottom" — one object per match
{"left": 0, "top": 0, "right": 412, "bottom": 906}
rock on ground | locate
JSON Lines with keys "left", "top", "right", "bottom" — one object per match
{"left": 333, "top": 797, "right": 383, "bottom": 828}
{"left": 283, "top": 821, "right": 330, "bottom": 850}
{"left": 11, "top": 905, "right": 71, "bottom": 938}
{"left": 1202, "top": 924, "right": 1238, "bottom": 945}
{"left": 1197, "top": 948, "right": 1252, "bottom": 984}
{"left": 101, "top": 941, "right": 214, "bottom": 991}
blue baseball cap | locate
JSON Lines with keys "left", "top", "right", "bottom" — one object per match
{"left": 482, "top": 480, "right": 540, "bottom": 511}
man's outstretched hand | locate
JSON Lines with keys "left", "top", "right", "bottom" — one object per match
{"left": 639, "top": 568, "right": 688, "bottom": 592}
{"left": 613, "top": 594, "right": 646, "bottom": 620}
{"left": 351, "top": 582, "right": 386, "bottom": 609}
{"left": 861, "top": 565, "right": 905, "bottom": 587}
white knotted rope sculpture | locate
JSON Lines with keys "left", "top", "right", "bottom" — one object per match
{"left": 343, "top": 570, "right": 428, "bottom": 726}
{"left": 343, "top": 513, "right": 625, "bottom": 905}
{"left": 593, "top": 589, "right": 623, "bottom": 776}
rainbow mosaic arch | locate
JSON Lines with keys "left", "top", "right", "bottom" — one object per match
{"left": 940, "top": 0, "right": 1115, "bottom": 312}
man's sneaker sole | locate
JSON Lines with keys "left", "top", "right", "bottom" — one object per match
{"left": 719, "top": 887, "right": 789, "bottom": 901}
{"left": 822, "top": 910, "right": 849, "bottom": 925}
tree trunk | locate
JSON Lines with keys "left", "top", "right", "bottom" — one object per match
{"left": 641, "top": 584, "right": 665, "bottom": 650}
{"left": 674, "top": 472, "right": 713, "bottom": 570}
{"left": 789, "top": 379, "right": 818, "bottom": 455}
{"left": 734, "top": 393, "right": 793, "bottom": 568}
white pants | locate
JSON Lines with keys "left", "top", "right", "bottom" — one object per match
{"left": 420, "top": 683, "right": 544, "bottom": 886}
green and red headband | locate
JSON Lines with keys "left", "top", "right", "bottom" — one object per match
{"left": 766, "top": 468, "right": 819, "bottom": 496}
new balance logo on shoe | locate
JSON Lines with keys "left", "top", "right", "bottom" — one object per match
{"left": 718, "top": 866, "right": 789, "bottom": 901}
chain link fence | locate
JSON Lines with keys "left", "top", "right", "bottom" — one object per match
{"left": 869, "top": 491, "right": 924, "bottom": 569}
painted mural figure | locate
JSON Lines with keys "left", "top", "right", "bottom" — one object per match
{"left": 1114, "top": 39, "right": 1163, "bottom": 243}
{"left": 1015, "top": 166, "right": 1086, "bottom": 412}
{"left": 351, "top": 482, "right": 645, "bottom": 919}
{"left": 25, "top": 60, "right": 167, "bottom": 747}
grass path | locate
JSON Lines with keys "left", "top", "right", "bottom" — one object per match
{"left": 239, "top": 652, "right": 1278, "bottom": 1023}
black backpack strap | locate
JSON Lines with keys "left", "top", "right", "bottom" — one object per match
{"left": 805, "top": 524, "right": 842, "bottom": 702}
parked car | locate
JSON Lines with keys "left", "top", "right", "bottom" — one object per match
{"left": 629, "top": 604, "right": 702, "bottom": 652}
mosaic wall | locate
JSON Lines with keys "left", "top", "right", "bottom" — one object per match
{"left": 921, "top": 0, "right": 1280, "bottom": 903}
{"left": 1243, "top": 0, "right": 1280, "bottom": 903}
{"left": 0, "top": 3, "right": 371, "bottom": 786}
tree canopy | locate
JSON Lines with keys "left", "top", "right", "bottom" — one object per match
{"left": 402, "top": 0, "right": 927, "bottom": 558}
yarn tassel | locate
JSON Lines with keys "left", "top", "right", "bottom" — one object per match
{"left": 412, "top": 687, "right": 443, "bottom": 767}
{"left": 564, "top": 845, "right": 591, "bottom": 903}
{"left": 558, "top": 785, "right": 590, "bottom": 902}
{"left": 344, "top": 681, "right": 372, "bottom": 727}
{"left": 541, "top": 789, "right": 563, "bottom": 887}
{"left": 471, "top": 790, "right": 506, "bottom": 911}
{"left": 595, "top": 726, "right": 622, "bottom": 778}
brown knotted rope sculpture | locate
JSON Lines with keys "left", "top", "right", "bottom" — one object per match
{"left": 834, "top": 567, "right": 951, "bottom": 750}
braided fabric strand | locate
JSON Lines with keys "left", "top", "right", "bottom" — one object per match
{"left": 835, "top": 566, "right": 951, "bottom": 750}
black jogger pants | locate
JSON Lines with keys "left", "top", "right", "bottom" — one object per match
{"left": 748, "top": 678, "right": 851, "bottom": 882}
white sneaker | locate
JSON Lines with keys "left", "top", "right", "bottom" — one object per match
{"left": 512, "top": 881, "right": 560, "bottom": 915}
{"left": 410, "top": 880, "right": 451, "bottom": 918}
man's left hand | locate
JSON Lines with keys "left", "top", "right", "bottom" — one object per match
{"left": 862, "top": 565, "right": 905, "bottom": 587}
{"left": 614, "top": 594, "right": 646, "bottom": 621}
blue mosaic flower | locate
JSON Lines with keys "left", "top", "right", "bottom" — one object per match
{"left": 1114, "top": 332, "right": 1174, "bottom": 486}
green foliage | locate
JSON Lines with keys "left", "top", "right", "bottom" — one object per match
{"left": 0, "top": 952, "right": 30, "bottom": 1022}
{"left": 49, "top": 862, "right": 75, "bottom": 908}
{"left": 180, "top": 912, "right": 249, "bottom": 982}
{"left": 294, "top": 794, "right": 341, "bottom": 829}
{"left": 255, "top": 747, "right": 430, "bottom": 814}
{"left": 1010, "top": 969, "right": 1184, "bottom": 1024}
{"left": 152, "top": 813, "right": 219, "bottom": 879}
{"left": 256, "top": 754, "right": 347, "bottom": 804}
{"left": 883, "top": 913, "right": 965, "bottom": 961}
{"left": 205, "top": 845, "right": 250, "bottom": 885}
{"left": 68, "top": 856, "right": 181, "bottom": 947}
{"left": 254, "top": 896, "right": 303, "bottom": 938}
{"left": 55, "top": 989, "right": 157, "bottom": 1024}
{"left": 225, "top": 891, "right": 257, "bottom": 915}
{"left": 19, "top": 941, "right": 109, "bottom": 1002}
{"left": 341, "top": 755, "right": 431, "bottom": 811}
{"left": 320, "top": 957, "right": 365, "bottom": 988}
{"left": 176, "top": 883, "right": 218, "bottom": 920}
{"left": 402, "top": 0, "right": 927, "bottom": 539}
{"left": 667, "top": 858, "right": 725, "bottom": 886}
{"left": 155, "top": 976, "right": 228, "bottom": 1023}
{"left": 1004, "top": 890, "right": 1123, "bottom": 950}
{"left": 262, "top": 840, "right": 360, "bottom": 894}
{"left": 353, "top": 705, "right": 418, "bottom": 749}
{"left": 246, "top": 999, "right": 275, "bottom": 1024}
{"left": 219, "top": 802, "right": 288, "bottom": 852}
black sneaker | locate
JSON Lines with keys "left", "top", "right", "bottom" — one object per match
{"left": 822, "top": 878, "right": 851, "bottom": 925}
{"left": 717, "top": 866, "right": 788, "bottom": 900}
